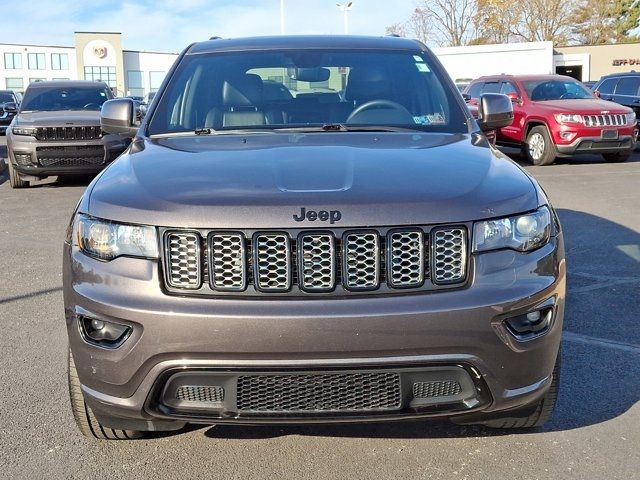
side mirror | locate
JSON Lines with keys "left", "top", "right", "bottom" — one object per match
{"left": 3, "top": 102, "right": 17, "bottom": 114}
{"left": 101, "top": 98, "right": 138, "bottom": 137}
{"left": 506, "top": 92, "right": 523, "bottom": 105}
{"left": 593, "top": 90, "right": 601, "bottom": 98}
{"left": 477, "top": 93, "right": 514, "bottom": 131}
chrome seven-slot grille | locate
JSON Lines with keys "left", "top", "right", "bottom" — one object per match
{"left": 163, "top": 227, "right": 468, "bottom": 295}
{"left": 582, "top": 114, "right": 627, "bottom": 127}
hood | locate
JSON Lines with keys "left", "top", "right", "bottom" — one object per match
{"left": 86, "top": 132, "right": 538, "bottom": 228}
{"left": 16, "top": 110, "right": 101, "bottom": 127}
{"left": 531, "top": 98, "right": 631, "bottom": 114}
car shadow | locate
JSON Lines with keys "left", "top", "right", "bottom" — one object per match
{"left": 182, "top": 209, "right": 638, "bottom": 440}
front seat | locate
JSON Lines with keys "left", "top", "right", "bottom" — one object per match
{"left": 345, "top": 66, "right": 394, "bottom": 105}
{"left": 205, "top": 74, "right": 267, "bottom": 128}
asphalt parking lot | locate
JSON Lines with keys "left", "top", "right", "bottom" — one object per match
{"left": 0, "top": 136, "right": 638, "bottom": 480}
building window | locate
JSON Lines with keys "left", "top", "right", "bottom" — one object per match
{"left": 28, "top": 53, "right": 46, "bottom": 70}
{"left": 84, "top": 66, "right": 117, "bottom": 88}
{"left": 149, "top": 71, "right": 166, "bottom": 92}
{"left": 51, "top": 53, "right": 69, "bottom": 70}
{"left": 6, "top": 78, "right": 24, "bottom": 91}
{"left": 4, "top": 53, "right": 22, "bottom": 70}
{"left": 127, "top": 70, "right": 145, "bottom": 97}
{"left": 29, "top": 78, "right": 46, "bottom": 84}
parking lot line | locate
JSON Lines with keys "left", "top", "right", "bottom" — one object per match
{"left": 563, "top": 331, "right": 640, "bottom": 354}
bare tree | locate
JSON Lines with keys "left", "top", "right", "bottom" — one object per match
{"left": 473, "top": 0, "right": 521, "bottom": 44}
{"left": 385, "top": 23, "right": 408, "bottom": 37}
{"left": 409, "top": 0, "right": 478, "bottom": 46}
{"left": 510, "top": 0, "right": 576, "bottom": 43}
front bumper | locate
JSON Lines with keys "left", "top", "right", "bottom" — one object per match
{"left": 7, "top": 132, "right": 129, "bottom": 177}
{"left": 64, "top": 234, "right": 565, "bottom": 430}
{"left": 556, "top": 134, "right": 636, "bottom": 156}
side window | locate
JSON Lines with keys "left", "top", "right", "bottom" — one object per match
{"left": 466, "top": 82, "right": 482, "bottom": 99}
{"left": 501, "top": 82, "right": 519, "bottom": 96}
{"left": 615, "top": 77, "right": 640, "bottom": 96}
{"left": 596, "top": 78, "right": 617, "bottom": 95}
{"left": 481, "top": 82, "right": 501, "bottom": 94}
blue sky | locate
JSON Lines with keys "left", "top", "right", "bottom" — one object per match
{"left": 3, "top": 0, "right": 416, "bottom": 52}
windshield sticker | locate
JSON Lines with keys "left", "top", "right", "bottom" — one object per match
{"left": 415, "top": 62, "right": 430, "bottom": 73}
{"left": 413, "top": 114, "right": 446, "bottom": 125}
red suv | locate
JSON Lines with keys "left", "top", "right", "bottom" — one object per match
{"left": 465, "top": 74, "right": 638, "bottom": 165}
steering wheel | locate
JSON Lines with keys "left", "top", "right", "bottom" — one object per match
{"left": 346, "top": 99, "right": 414, "bottom": 123}
{"left": 83, "top": 103, "right": 102, "bottom": 110}
{"left": 559, "top": 93, "right": 573, "bottom": 99}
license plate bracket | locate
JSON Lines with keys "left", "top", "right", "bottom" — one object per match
{"left": 601, "top": 129, "right": 619, "bottom": 140}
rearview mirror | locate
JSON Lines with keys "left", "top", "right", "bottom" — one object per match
{"left": 101, "top": 98, "right": 138, "bottom": 137}
{"left": 288, "top": 67, "right": 331, "bottom": 82}
{"left": 3, "top": 102, "right": 17, "bottom": 114}
{"left": 477, "top": 93, "right": 514, "bottom": 131}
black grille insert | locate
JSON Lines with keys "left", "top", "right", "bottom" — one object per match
{"left": 413, "top": 381, "right": 461, "bottom": 398}
{"left": 176, "top": 385, "right": 225, "bottom": 403}
{"left": 35, "top": 125, "right": 103, "bottom": 141}
{"left": 236, "top": 372, "right": 402, "bottom": 413}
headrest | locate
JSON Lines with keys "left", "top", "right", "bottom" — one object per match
{"left": 345, "top": 67, "right": 392, "bottom": 103}
{"left": 223, "top": 74, "right": 263, "bottom": 106}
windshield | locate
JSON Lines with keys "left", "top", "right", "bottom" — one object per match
{"left": 522, "top": 79, "right": 594, "bottom": 101}
{"left": 147, "top": 49, "right": 467, "bottom": 135}
{"left": 0, "top": 92, "right": 15, "bottom": 104}
{"left": 20, "top": 86, "right": 111, "bottom": 112}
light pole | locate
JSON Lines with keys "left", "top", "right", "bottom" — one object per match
{"left": 336, "top": 2, "right": 353, "bottom": 34}
{"left": 280, "top": 0, "right": 285, "bottom": 34}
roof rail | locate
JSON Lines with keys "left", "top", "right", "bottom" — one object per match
{"left": 209, "top": 36, "right": 222, "bottom": 40}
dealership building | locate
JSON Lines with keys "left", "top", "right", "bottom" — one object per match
{"left": 0, "top": 32, "right": 178, "bottom": 97}
{"left": 1, "top": 32, "right": 639, "bottom": 96}
{"left": 434, "top": 40, "right": 640, "bottom": 84}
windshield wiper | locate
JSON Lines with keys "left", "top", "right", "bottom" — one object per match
{"left": 195, "top": 127, "right": 213, "bottom": 135}
{"left": 276, "top": 124, "right": 425, "bottom": 133}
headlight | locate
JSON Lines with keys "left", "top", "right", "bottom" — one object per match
{"left": 554, "top": 113, "right": 582, "bottom": 125}
{"left": 473, "top": 206, "right": 551, "bottom": 253}
{"left": 11, "top": 126, "right": 37, "bottom": 136}
{"left": 626, "top": 111, "right": 637, "bottom": 125}
{"left": 76, "top": 214, "right": 158, "bottom": 261}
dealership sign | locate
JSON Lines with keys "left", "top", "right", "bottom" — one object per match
{"left": 612, "top": 58, "right": 640, "bottom": 66}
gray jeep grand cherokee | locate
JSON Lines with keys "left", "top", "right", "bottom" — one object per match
{"left": 6, "top": 80, "right": 129, "bottom": 188}
{"left": 64, "top": 36, "right": 565, "bottom": 440}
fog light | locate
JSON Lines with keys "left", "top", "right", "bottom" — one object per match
{"left": 559, "top": 131, "right": 576, "bottom": 141}
{"left": 505, "top": 307, "right": 553, "bottom": 340}
{"left": 14, "top": 153, "right": 32, "bottom": 166}
{"left": 79, "top": 316, "right": 131, "bottom": 348}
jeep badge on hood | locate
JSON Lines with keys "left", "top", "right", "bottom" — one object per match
{"left": 293, "top": 207, "right": 342, "bottom": 224}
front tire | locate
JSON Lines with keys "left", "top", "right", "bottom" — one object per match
{"left": 482, "top": 351, "right": 561, "bottom": 429}
{"left": 7, "top": 161, "right": 29, "bottom": 188}
{"left": 68, "top": 347, "right": 144, "bottom": 440}
{"left": 524, "top": 126, "right": 556, "bottom": 166}
{"left": 602, "top": 152, "right": 631, "bottom": 163}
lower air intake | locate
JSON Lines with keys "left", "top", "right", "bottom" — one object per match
{"left": 176, "top": 385, "right": 225, "bottom": 403}
{"left": 236, "top": 372, "right": 402, "bottom": 413}
{"left": 413, "top": 380, "right": 461, "bottom": 398}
